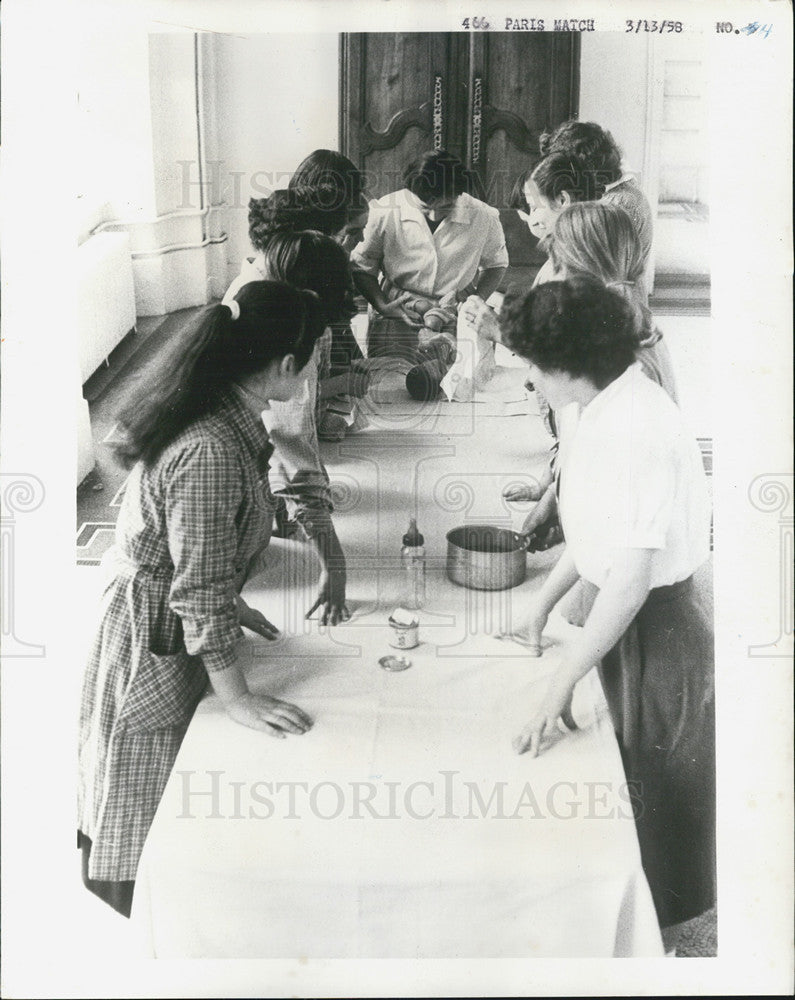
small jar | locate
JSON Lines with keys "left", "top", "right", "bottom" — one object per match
{"left": 388, "top": 612, "right": 419, "bottom": 649}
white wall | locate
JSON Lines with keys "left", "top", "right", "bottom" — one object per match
{"left": 149, "top": 32, "right": 201, "bottom": 217}
{"left": 76, "top": 23, "right": 157, "bottom": 243}
{"left": 579, "top": 33, "right": 651, "bottom": 179}
{"left": 210, "top": 33, "right": 339, "bottom": 281}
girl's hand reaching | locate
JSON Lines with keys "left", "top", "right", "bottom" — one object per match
{"left": 509, "top": 600, "right": 548, "bottom": 656}
{"left": 306, "top": 567, "right": 351, "bottom": 626}
{"left": 513, "top": 677, "right": 576, "bottom": 757}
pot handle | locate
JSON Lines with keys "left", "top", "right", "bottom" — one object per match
{"left": 518, "top": 531, "right": 535, "bottom": 553}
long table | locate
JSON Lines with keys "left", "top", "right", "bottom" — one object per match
{"left": 130, "top": 364, "right": 664, "bottom": 958}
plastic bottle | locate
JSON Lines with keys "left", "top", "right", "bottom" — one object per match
{"left": 400, "top": 519, "right": 426, "bottom": 610}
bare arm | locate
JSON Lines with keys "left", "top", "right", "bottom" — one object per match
{"left": 352, "top": 271, "right": 421, "bottom": 325}
{"left": 474, "top": 266, "right": 506, "bottom": 302}
{"left": 515, "top": 548, "right": 654, "bottom": 755}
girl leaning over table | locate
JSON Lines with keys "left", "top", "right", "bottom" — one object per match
{"left": 500, "top": 277, "right": 715, "bottom": 954}
{"left": 350, "top": 148, "right": 508, "bottom": 361}
{"left": 78, "top": 281, "right": 338, "bottom": 917}
{"left": 245, "top": 184, "right": 370, "bottom": 441}
{"left": 224, "top": 226, "right": 355, "bottom": 610}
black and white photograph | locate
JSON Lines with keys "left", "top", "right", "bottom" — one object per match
{"left": 1, "top": 0, "right": 792, "bottom": 996}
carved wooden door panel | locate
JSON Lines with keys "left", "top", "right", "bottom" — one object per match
{"left": 340, "top": 33, "right": 457, "bottom": 199}
{"left": 467, "top": 33, "right": 580, "bottom": 205}
{"left": 340, "top": 32, "right": 579, "bottom": 208}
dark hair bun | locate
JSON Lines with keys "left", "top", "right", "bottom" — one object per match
{"left": 248, "top": 187, "right": 348, "bottom": 251}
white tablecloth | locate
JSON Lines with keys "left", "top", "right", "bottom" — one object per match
{"left": 130, "top": 371, "right": 664, "bottom": 958}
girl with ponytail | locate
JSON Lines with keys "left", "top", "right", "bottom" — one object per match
{"left": 547, "top": 201, "right": 677, "bottom": 402}
{"left": 79, "top": 281, "right": 330, "bottom": 917}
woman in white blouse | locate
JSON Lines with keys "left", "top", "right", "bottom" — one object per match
{"left": 351, "top": 149, "right": 508, "bottom": 360}
{"left": 501, "top": 277, "right": 715, "bottom": 953}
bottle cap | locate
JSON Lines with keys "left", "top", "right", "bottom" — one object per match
{"left": 402, "top": 518, "right": 424, "bottom": 546}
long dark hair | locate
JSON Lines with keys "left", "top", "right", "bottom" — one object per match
{"left": 289, "top": 149, "right": 365, "bottom": 209}
{"left": 258, "top": 229, "right": 355, "bottom": 324}
{"left": 112, "top": 281, "right": 325, "bottom": 469}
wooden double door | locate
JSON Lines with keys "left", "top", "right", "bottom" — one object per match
{"left": 340, "top": 32, "right": 580, "bottom": 207}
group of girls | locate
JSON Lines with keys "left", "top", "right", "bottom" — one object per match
{"left": 461, "top": 120, "right": 715, "bottom": 952}
{"left": 79, "top": 124, "right": 715, "bottom": 955}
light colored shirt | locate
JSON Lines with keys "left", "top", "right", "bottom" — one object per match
{"left": 559, "top": 363, "right": 711, "bottom": 589}
{"left": 351, "top": 189, "right": 508, "bottom": 299}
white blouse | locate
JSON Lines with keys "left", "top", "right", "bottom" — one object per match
{"left": 559, "top": 364, "right": 711, "bottom": 589}
{"left": 350, "top": 189, "right": 508, "bottom": 299}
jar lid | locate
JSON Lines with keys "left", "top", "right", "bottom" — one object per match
{"left": 378, "top": 655, "right": 412, "bottom": 672}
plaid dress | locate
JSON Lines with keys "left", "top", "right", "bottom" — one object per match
{"left": 78, "top": 388, "right": 276, "bottom": 881}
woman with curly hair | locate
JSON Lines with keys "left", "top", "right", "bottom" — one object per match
{"left": 537, "top": 119, "right": 653, "bottom": 276}
{"left": 501, "top": 277, "right": 715, "bottom": 956}
{"left": 78, "top": 282, "right": 328, "bottom": 916}
{"left": 247, "top": 184, "right": 370, "bottom": 439}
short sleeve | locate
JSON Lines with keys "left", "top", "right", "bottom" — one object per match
{"left": 478, "top": 210, "right": 509, "bottom": 270}
{"left": 349, "top": 199, "right": 387, "bottom": 277}
{"left": 611, "top": 433, "right": 677, "bottom": 550}
{"left": 165, "top": 438, "right": 243, "bottom": 672}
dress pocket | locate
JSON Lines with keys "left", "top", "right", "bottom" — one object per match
{"left": 119, "top": 650, "right": 208, "bottom": 732}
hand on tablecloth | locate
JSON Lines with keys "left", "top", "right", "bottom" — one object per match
{"left": 513, "top": 677, "right": 577, "bottom": 757}
{"left": 503, "top": 481, "right": 546, "bottom": 503}
{"left": 225, "top": 692, "right": 313, "bottom": 738}
{"left": 508, "top": 600, "right": 548, "bottom": 655}
{"left": 236, "top": 596, "right": 280, "bottom": 640}
{"left": 306, "top": 566, "right": 351, "bottom": 626}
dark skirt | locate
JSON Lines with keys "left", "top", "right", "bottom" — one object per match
{"left": 597, "top": 575, "right": 716, "bottom": 928}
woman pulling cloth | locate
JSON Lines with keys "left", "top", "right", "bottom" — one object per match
{"left": 78, "top": 281, "right": 338, "bottom": 916}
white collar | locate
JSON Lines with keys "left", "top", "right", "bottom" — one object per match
{"left": 398, "top": 189, "right": 471, "bottom": 225}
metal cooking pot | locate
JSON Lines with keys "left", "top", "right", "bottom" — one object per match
{"left": 446, "top": 524, "right": 530, "bottom": 591}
